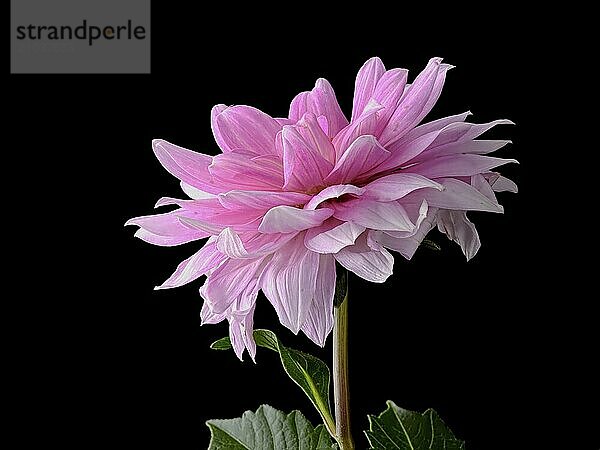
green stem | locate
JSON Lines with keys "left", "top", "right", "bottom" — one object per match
{"left": 333, "top": 278, "right": 355, "bottom": 450}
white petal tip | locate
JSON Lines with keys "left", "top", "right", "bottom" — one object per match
{"left": 152, "top": 139, "right": 165, "bottom": 149}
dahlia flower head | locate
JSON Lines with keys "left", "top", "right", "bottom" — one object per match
{"left": 127, "top": 57, "right": 517, "bottom": 360}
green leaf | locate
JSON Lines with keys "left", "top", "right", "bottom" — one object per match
{"left": 207, "top": 404, "right": 336, "bottom": 450}
{"left": 210, "top": 329, "right": 336, "bottom": 439}
{"left": 365, "top": 401, "right": 465, "bottom": 450}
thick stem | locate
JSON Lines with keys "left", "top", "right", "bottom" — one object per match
{"left": 333, "top": 283, "right": 355, "bottom": 450}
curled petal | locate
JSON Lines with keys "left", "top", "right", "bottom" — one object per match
{"left": 369, "top": 207, "right": 438, "bottom": 260}
{"left": 437, "top": 210, "right": 481, "bottom": 261}
{"left": 486, "top": 173, "right": 518, "bottom": 193}
{"left": 471, "top": 173, "right": 498, "bottom": 203}
{"left": 304, "top": 219, "right": 365, "bottom": 254}
{"left": 259, "top": 206, "right": 333, "bottom": 233}
{"left": 305, "top": 184, "right": 365, "bottom": 210}
{"left": 334, "top": 234, "right": 394, "bottom": 283}
{"left": 333, "top": 199, "right": 415, "bottom": 232}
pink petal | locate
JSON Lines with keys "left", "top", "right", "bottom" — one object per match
{"left": 289, "top": 91, "right": 310, "bottom": 122}
{"left": 201, "top": 257, "right": 268, "bottom": 314}
{"left": 260, "top": 236, "right": 320, "bottom": 333}
{"left": 437, "top": 210, "right": 480, "bottom": 261}
{"left": 125, "top": 209, "right": 209, "bottom": 247}
{"left": 304, "top": 219, "right": 365, "bottom": 254}
{"left": 216, "top": 228, "right": 248, "bottom": 258}
{"left": 131, "top": 228, "right": 202, "bottom": 247}
{"left": 333, "top": 199, "right": 415, "bottom": 232}
{"left": 380, "top": 200, "right": 429, "bottom": 239}
{"left": 352, "top": 57, "right": 386, "bottom": 121}
{"left": 301, "top": 254, "right": 336, "bottom": 347}
{"left": 209, "top": 151, "right": 284, "bottom": 190}
{"left": 180, "top": 182, "right": 216, "bottom": 200}
{"left": 212, "top": 105, "right": 282, "bottom": 156}
{"left": 210, "top": 104, "right": 230, "bottom": 152}
{"left": 305, "top": 184, "right": 365, "bottom": 210}
{"left": 378, "top": 125, "right": 455, "bottom": 172}
{"left": 369, "top": 207, "right": 438, "bottom": 260}
{"left": 152, "top": 139, "right": 220, "bottom": 194}
{"left": 334, "top": 234, "right": 394, "bottom": 283}
{"left": 408, "top": 120, "right": 514, "bottom": 163}
{"left": 403, "top": 178, "right": 504, "bottom": 213}
{"left": 395, "top": 111, "right": 472, "bottom": 147}
{"left": 259, "top": 206, "right": 333, "bottom": 233}
{"left": 487, "top": 173, "right": 518, "bottom": 193}
{"left": 201, "top": 301, "right": 228, "bottom": 325}
{"left": 363, "top": 173, "right": 443, "bottom": 202}
{"left": 380, "top": 58, "right": 451, "bottom": 146}
{"left": 156, "top": 240, "right": 226, "bottom": 290}
{"left": 371, "top": 68, "right": 410, "bottom": 135}
{"left": 424, "top": 140, "right": 512, "bottom": 159}
{"left": 218, "top": 190, "right": 311, "bottom": 211}
{"left": 312, "top": 78, "right": 349, "bottom": 138}
{"left": 408, "top": 154, "right": 518, "bottom": 179}
{"left": 325, "top": 135, "right": 390, "bottom": 185}
{"left": 177, "top": 216, "right": 223, "bottom": 236}
{"left": 332, "top": 101, "right": 384, "bottom": 158}
{"left": 281, "top": 125, "right": 334, "bottom": 192}
{"left": 294, "top": 113, "right": 336, "bottom": 164}
{"left": 471, "top": 173, "right": 498, "bottom": 203}
{"left": 228, "top": 282, "right": 259, "bottom": 361}
{"left": 275, "top": 118, "right": 294, "bottom": 126}
{"left": 289, "top": 79, "right": 349, "bottom": 139}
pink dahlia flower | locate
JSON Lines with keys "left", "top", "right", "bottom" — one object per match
{"left": 127, "top": 57, "right": 517, "bottom": 360}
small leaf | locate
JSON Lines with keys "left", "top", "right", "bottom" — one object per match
{"left": 207, "top": 404, "right": 336, "bottom": 449}
{"left": 422, "top": 239, "right": 441, "bottom": 251}
{"left": 211, "top": 330, "right": 336, "bottom": 439}
{"left": 210, "top": 336, "right": 233, "bottom": 351}
{"left": 365, "top": 401, "right": 465, "bottom": 450}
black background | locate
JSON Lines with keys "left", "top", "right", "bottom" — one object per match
{"left": 7, "top": 4, "right": 597, "bottom": 450}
